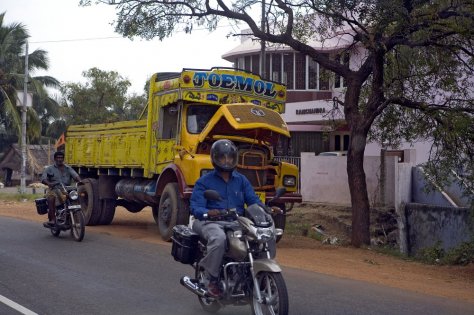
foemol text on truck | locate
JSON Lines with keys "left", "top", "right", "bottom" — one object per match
{"left": 64, "top": 67, "right": 302, "bottom": 241}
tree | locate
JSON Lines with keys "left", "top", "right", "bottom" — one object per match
{"left": 80, "top": 0, "right": 474, "bottom": 246}
{"left": 60, "top": 67, "right": 146, "bottom": 125}
{"left": 0, "top": 11, "right": 61, "bottom": 144}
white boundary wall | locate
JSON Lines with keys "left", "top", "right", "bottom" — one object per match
{"left": 300, "top": 152, "right": 415, "bottom": 208}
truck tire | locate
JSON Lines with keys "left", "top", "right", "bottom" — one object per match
{"left": 273, "top": 203, "right": 286, "bottom": 243}
{"left": 158, "top": 182, "right": 185, "bottom": 241}
{"left": 152, "top": 204, "right": 159, "bottom": 225}
{"left": 78, "top": 178, "right": 102, "bottom": 226}
{"left": 99, "top": 198, "right": 116, "bottom": 225}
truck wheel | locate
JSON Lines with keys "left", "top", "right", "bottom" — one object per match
{"left": 78, "top": 178, "right": 102, "bottom": 226}
{"left": 158, "top": 182, "right": 184, "bottom": 241}
{"left": 99, "top": 198, "right": 116, "bottom": 225}
{"left": 152, "top": 204, "right": 159, "bottom": 225}
{"left": 273, "top": 203, "right": 286, "bottom": 243}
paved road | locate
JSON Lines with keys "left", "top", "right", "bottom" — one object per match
{"left": 1, "top": 216, "right": 473, "bottom": 315}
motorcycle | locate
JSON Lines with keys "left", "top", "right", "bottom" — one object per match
{"left": 35, "top": 183, "right": 85, "bottom": 242}
{"left": 171, "top": 187, "right": 289, "bottom": 315}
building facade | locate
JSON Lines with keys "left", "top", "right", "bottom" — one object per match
{"left": 222, "top": 34, "right": 431, "bottom": 164}
{"left": 222, "top": 34, "right": 351, "bottom": 157}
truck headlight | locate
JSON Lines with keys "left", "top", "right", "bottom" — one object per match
{"left": 283, "top": 175, "right": 296, "bottom": 187}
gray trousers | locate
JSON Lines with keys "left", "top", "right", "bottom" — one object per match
{"left": 192, "top": 220, "right": 236, "bottom": 278}
{"left": 192, "top": 218, "right": 276, "bottom": 278}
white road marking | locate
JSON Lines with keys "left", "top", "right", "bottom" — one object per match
{"left": 0, "top": 294, "right": 38, "bottom": 315}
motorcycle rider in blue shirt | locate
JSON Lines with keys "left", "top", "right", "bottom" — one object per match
{"left": 190, "top": 139, "right": 279, "bottom": 297}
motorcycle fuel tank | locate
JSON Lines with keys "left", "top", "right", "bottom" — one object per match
{"left": 226, "top": 230, "right": 247, "bottom": 261}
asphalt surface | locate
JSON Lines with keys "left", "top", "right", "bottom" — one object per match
{"left": 1, "top": 216, "right": 473, "bottom": 315}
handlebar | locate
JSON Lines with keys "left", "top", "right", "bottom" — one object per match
{"left": 203, "top": 209, "right": 238, "bottom": 221}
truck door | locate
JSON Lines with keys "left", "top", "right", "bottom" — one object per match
{"left": 153, "top": 99, "right": 181, "bottom": 173}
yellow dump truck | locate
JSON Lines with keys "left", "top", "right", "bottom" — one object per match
{"left": 65, "top": 67, "right": 302, "bottom": 241}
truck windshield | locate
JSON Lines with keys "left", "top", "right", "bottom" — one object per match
{"left": 187, "top": 105, "right": 218, "bottom": 134}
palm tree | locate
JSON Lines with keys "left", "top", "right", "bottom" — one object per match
{"left": 0, "top": 11, "right": 60, "bottom": 144}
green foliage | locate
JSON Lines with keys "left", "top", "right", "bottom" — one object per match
{"left": 416, "top": 240, "right": 474, "bottom": 265}
{"left": 416, "top": 241, "right": 445, "bottom": 264}
{"left": 442, "top": 241, "right": 474, "bottom": 265}
{"left": 0, "top": 12, "right": 61, "bottom": 144}
{"left": 60, "top": 67, "right": 146, "bottom": 125}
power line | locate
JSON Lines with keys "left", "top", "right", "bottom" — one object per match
{"left": 30, "top": 24, "right": 236, "bottom": 44}
{"left": 30, "top": 36, "right": 122, "bottom": 44}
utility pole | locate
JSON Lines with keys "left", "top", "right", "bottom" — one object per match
{"left": 20, "top": 41, "right": 29, "bottom": 195}
{"left": 260, "top": 0, "right": 266, "bottom": 79}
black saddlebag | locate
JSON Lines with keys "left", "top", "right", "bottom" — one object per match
{"left": 171, "top": 225, "right": 199, "bottom": 264}
{"left": 35, "top": 198, "right": 48, "bottom": 215}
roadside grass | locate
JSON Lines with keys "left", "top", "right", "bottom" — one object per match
{"left": 285, "top": 219, "right": 326, "bottom": 242}
{"left": 372, "top": 245, "right": 413, "bottom": 261}
{"left": 0, "top": 192, "right": 44, "bottom": 202}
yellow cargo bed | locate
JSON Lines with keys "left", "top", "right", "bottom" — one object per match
{"left": 65, "top": 120, "right": 148, "bottom": 169}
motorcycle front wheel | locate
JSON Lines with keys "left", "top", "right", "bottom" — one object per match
{"left": 251, "top": 272, "right": 289, "bottom": 315}
{"left": 196, "top": 266, "right": 221, "bottom": 313}
{"left": 70, "top": 210, "right": 85, "bottom": 242}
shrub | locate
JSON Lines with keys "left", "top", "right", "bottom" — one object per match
{"left": 416, "top": 240, "right": 474, "bottom": 265}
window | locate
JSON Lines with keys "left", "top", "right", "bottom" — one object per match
{"left": 334, "top": 135, "right": 341, "bottom": 151}
{"left": 318, "top": 53, "right": 330, "bottom": 90}
{"left": 234, "top": 51, "right": 342, "bottom": 91}
{"left": 236, "top": 57, "right": 245, "bottom": 70}
{"left": 335, "top": 52, "right": 350, "bottom": 88}
{"left": 271, "top": 53, "right": 282, "bottom": 83}
{"left": 333, "top": 134, "right": 350, "bottom": 151}
{"left": 295, "top": 53, "right": 306, "bottom": 90}
{"left": 283, "top": 53, "right": 293, "bottom": 88}
{"left": 343, "top": 135, "right": 350, "bottom": 151}
{"left": 252, "top": 55, "right": 260, "bottom": 74}
{"left": 186, "top": 105, "right": 218, "bottom": 134}
{"left": 244, "top": 56, "right": 252, "bottom": 71}
{"left": 308, "top": 57, "right": 318, "bottom": 89}
{"left": 265, "top": 53, "right": 271, "bottom": 80}
{"left": 158, "top": 104, "right": 179, "bottom": 139}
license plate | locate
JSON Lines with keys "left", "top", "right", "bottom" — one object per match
{"left": 68, "top": 205, "right": 81, "bottom": 210}
{"left": 255, "top": 191, "right": 266, "bottom": 204}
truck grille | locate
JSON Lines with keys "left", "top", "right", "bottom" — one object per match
{"left": 237, "top": 150, "right": 271, "bottom": 190}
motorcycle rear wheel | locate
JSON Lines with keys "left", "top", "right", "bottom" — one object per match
{"left": 70, "top": 210, "right": 85, "bottom": 242}
{"left": 251, "top": 271, "right": 288, "bottom": 315}
{"left": 196, "top": 266, "right": 221, "bottom": 313}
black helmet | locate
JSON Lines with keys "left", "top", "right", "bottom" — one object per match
{"left": 210, "top": 139, "right": 238, "bottom": 172}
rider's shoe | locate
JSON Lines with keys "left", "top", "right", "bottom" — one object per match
{"left": 207, "top": 281, "right": 222, "bottom": 297}
{"left": 43, "top": 221, "right": 55, "bottom": 228}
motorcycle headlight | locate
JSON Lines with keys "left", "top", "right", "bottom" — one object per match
{"left": 69, "top": 190, "right": 79, "bottom": 201}
{"left": 233, "top": 230, "right": 243, "bottom": 238}
{"left": 256, "top": 227, "right": 274, "bottom": 242}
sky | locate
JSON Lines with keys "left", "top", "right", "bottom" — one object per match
{"left": 3, "top": 0, "right": 242, "bottom": 94}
